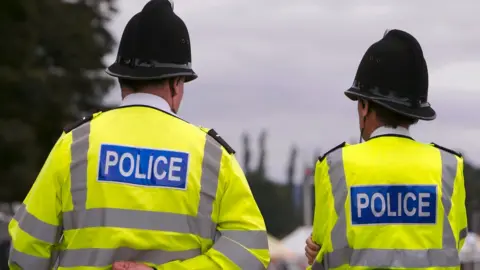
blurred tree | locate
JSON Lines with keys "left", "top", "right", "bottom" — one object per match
{"left": 241, "top": 132, "right": 252, "bottom": 174}
{"left": 464, "top": 160, "right": 480, "bottom": 229}
{"left": 0, "top": 0, "right": 117, "bottom": 202}
{"left": 256, "top": 130, "right": 267, "bottom": 178}
{"left": 244, "top": 132, "right": 302, "bottom": 238}
{"left": 286, "top": 145, "right": 298, "bottom": 186}
{"left": 286, "top": 145, "right": 299, "bottom": 216}
{"left": 287, "top": 144, "right": 307, "bottom": 223}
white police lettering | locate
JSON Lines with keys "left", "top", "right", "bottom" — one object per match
{"left": 135, "top": 155, "right": 146, "bottom": 179}
{"left": 105, "top": 151, "right": 118, "bottom": 175}
{"left": 350, "top": 185, "right": 437, "bottom": 225}
{"left": 387, "top": 193, "right": 396, "bottom": 216}
{"left": 371, "top": 193, "right": 386, "bottom": 217}
{"left": 119, "top": 153, "right": 134, "bottom": 177}
{"left": 357, "top": 193, "right": 369, "bottom": 218}
{"left": 404, "top": 192, "right": 416, "bottom": 216}
{"left": 397, "top": 193, "right": 402, "bottom": 216}
{"left": 419, "top": 193, "right": 430, "bottom": 217}
{"left": 168, "top": 157, "right": 182, "bottom": 181}
{"left": 146, "top": 156, "right": 153, "bottom": 179}
{"left": 98, "top": 144, "right": 189, "bottom": 189}
{"left": 358, "top": 192, "right": 421, "bottom": 217}
{"left": 153, "top": 156, "right": 168, "bottom": 180}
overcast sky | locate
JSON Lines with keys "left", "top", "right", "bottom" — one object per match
{"left": 104, "top": 0, "right": 480, "bottom": 183}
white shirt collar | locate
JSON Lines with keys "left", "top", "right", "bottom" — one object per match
{"left": 370, "top": 126, "right": 411, "bottom": 138}
{"left": 120, "top": 93, "right": 176, "bottom": 116}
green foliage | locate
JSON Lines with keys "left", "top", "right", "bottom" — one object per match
{"left": 0, "top": 0, "right": 117, "bottom": 202}
{"left": 249, "top": 177, "right": 300, "bottom": 238}
{"left": 246, "top": 132, "right": 304, "bottom": 238}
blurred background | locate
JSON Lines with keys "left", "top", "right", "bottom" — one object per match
{"left": 1, "top": 0, "right": 479, "bottom": 269}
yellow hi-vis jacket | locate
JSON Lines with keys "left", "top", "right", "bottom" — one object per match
{"left": 310, "top": 135, "right": 467, "bottom": 270}
{"left": 9, "top": 106, "right": 270, "bottom": 270}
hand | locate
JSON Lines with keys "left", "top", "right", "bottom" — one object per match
{"left": 305, "top": 236, "right": 320, "bottom": 265}
{"left": 112, "top": 261, "right": 154, "bottom": 270}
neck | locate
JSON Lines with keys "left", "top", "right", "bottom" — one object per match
{"left": 362, "top": 123, "right": 380, "bottom": 141}
{"left": 362, "top": 123, "right": 410, "bottom": 141}
{"left": 121, "top": 88, "right": 174, "bottom": 110}
{"left": 366, "top": 125, "right": 411, "bottom": 140}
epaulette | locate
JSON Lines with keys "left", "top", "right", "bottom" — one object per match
{"left": 318, "top": 142, "right": 347, "bottom": 162}
{"left": 63, "top": 111, "right": 104, "bottom": 133}
{"left": 207, "top": 129, "right": 235, "bottom": 155}
{"left": 199, "top": 127, "right": 235, "bottom": 155}
{"left": 431, "top": 143, "right": 462, "bottom": 158}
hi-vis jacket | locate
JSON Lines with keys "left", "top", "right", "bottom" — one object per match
{"left": 310, "top": 134, "right": 467, "bottom": 270}
{"left": 9, "top": 106, "right": 270, "bottom": 270}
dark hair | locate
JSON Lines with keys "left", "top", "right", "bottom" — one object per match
{"left": 369, "top": 102, "right": 418, "bottom": 128}
{"left": 118, "top": 78, "right": 168, "bottom": 92}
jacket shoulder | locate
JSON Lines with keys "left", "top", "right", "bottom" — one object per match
{"left": 199, "top": 127, "right": 236, "bottom": 155}
{"left": 431, "top": 143, "right": 462, "bottom": 158}
{"left": 318, "top": 142, "right": 347, "bottom": 162}
{"left": 63, "top": 112, "right": 103, "bottom": 133}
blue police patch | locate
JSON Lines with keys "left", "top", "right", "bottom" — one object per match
{"left": 350, "top": 185, "right": 437, "bottom": 225}
{"left": 98, "top": 144, "right": 189, "bottom": 189}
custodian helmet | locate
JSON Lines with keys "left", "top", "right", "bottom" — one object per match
{"left": 106, "top": 0, "right": 197, "bottom": 82}
{"left": 344, "top": 29, "right": 435, "bottom": 120}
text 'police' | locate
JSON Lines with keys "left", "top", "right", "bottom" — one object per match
{"left": 350, "top": 185, "right": 437, "bottom": 225}
{"left": 97, "top": 144, "right": 189, "bottom": 189}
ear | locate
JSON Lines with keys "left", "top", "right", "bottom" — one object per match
{"left": 360, "top": 100, "right": 369, "bottom": 117}
{"left": 175, "top": 76, "right": 185, "bottom": 86}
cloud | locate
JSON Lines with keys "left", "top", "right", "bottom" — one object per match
{"left": 105, "top": 0, "right": 480, "bottom": 181}
{"left": 431, "top": 61, "right": 480, "bottom": 94}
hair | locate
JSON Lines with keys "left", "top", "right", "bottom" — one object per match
{"left": 118, "top": 78, "right": 169, "bottom": 92}
{"left": 369, "top": 101, "right": 418, "bottom": 128}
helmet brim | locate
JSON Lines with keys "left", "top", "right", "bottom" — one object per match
{"left": 106, "top": 63, "right": 197, "bottom": 82}
{"left": 344, "top": 87, "right": 436, "bottom": 121}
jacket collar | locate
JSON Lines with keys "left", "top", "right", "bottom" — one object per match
{"left": 120, "top": 93, "right": 176, "bottom": 116}
{"left": 369, "top": 126, "right": 413, "bottom": 140}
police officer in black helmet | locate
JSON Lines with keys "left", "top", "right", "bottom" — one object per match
{"left": 106, "top": 0, "right": 197, "bottom": 112}
{"left": 304, "top": 30, "right": 467, "bottom": 269}
{"left": 345, "top": 29, "right": 435, "bottom": 141}
{"left": 105, "top": 1, "right": 269, "bottom": 269}
{"left": 7, "top": 0, "right": 269, "bottom": 269}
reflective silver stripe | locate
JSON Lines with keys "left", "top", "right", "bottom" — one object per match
{"left": 214, "top": 235, "right": 266, "bottom": 269}
{"left": 323, "top": 148, "right": 460, "bottom": 268}
{"left": 197, "top": 135, "right": 223, "bottom": 239}
{"left": 58, "top": 248, "right": 201, "bottom": 267}
{"left": 9, "top": 248, "right": 51, "bottom": 270}
{"left": 70, "top": 122, "right": 90, "bottom": 210}
{"left": 324, "top": 149, "right": 349, "bottom": 267}
{"left": 459, "top": 227, "right": 468, "bottom": 241}
{"left": 329, "top": 248, "right": 459, "bottom": 268}
{"left": 217, "top": 230, "right": 269, "bottom": 249}
{"left": 62, "top": 208, "right": 216, "bottom": 239}
{"left": 13, "top": 204, "right": 61, "bottom": 244}
{"left": 311, "top": 260, "right": 325, "bottom": 270}
{"left": 440, "top": 150, "right": 458, "bottom": 250}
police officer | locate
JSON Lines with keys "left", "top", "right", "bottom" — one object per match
{"left": 305, "top": 29, "right": 467, "bottom": 269}
{"left": 8, "top": 1, "right": 270, "bottom": 269}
